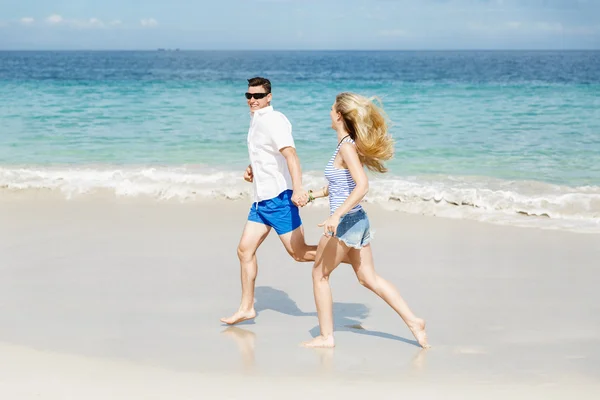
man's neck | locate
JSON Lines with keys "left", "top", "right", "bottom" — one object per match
{"left": 252, "top": 105, "right": 273, "bottom": 115}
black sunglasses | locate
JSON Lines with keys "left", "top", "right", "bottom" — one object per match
{"left": 245, "top": 92, "right": 269, "bottom": 100}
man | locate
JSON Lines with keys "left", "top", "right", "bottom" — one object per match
{"left": 221, "top": 77, "right": 317, "bottom": 325}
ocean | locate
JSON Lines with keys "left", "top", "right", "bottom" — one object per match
{"left": 1, "top": 50, "right": 599, "bottom": 232}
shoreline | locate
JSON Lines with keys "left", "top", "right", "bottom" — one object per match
{"left": 2, "top": 163, "right": 599, "bottom": 234}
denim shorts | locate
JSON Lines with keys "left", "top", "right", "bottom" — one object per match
{"left": 334, "top": 208, "right": 372, "bottom": 249}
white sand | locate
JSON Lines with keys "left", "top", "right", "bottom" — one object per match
{"left": 1, "top": 198, "right": 599, "bottom": 399}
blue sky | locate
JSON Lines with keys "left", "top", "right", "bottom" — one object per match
{"left": 0, "top": 0, "right": 598, "bottom": 49}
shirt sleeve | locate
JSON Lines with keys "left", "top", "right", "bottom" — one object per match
{"left": 269, "top": 113, "right": 295, "bottom": 151}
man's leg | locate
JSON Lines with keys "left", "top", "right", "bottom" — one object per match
{"left": 279, "top": 226, "right": 351, "bottom": 264}
{"left": 221, "top": 221, "right": 271, "bottom": 325}
{"left": 279, "top": 225, "right": 317, "bottom": 262}
{"left": 272, "top": 191, "right": 349, "bottom": 264}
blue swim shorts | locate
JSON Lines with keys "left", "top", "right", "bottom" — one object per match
{"left": 248, "top": 190, "right": 302, "bottom": 235}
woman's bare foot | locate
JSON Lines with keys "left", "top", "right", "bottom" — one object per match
{"left": 220, "top": 309, "right": 256, "bottom": 325}
{"left": 301, "top": 335, "right": 335, "bottom": 348}
{"left": 407, "top": 318, "right": 430, "bottom": 349}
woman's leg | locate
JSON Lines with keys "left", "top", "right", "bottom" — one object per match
{"left": 302, "top": 235, "right": 350, "bottom": 348}
{"left": 349, "top": 244, "right": 430, "bottom": 348}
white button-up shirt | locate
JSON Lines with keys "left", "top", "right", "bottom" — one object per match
{"left": 247, "top": 106, "right": 295, "bottom": 202}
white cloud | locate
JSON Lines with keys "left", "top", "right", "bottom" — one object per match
{"left": 40, "top": 15, "right": 127, "bottom": 29}
{"left": 534, "top": 22, "right": 564, "bottom": 33}
{"left": 140, "top": 18, "right": 158, "bottom": 28}
{"left": 88, "top": 18, "right": 104, "bottom": 28}
{"left": 71, "top": 17, "right": 105, "bottom": 29}
{"left": 506, "top": 21, "right": 522, "bottom": 30}
{"left": 8, "top": 15, "right": 164, "bottom": 31}
{"left": 46, "top": 14, "right": 64, "bottom": 25}
{"left": 468, "top": 20, "right": 599, "bottom": 36}
{"left": 379, "top": 29, "right": 410, "bottom": 37}
{"left": 568, "top": 25, "right": 600, "bottom": 35}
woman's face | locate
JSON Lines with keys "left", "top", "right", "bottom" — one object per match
{"left": 330, "top": 102, "right": 340, "bottom": 130}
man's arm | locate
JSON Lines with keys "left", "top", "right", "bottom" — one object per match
{"left": 280, "top": 146, "right": 308, "bottom": 206}
{"left": 243, "top": 164, "right": 253, "bottom": 182}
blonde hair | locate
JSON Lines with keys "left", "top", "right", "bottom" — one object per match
{"left": 335, "top": 92, "right": 394, "bottom": 173}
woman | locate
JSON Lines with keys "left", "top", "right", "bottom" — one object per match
{"left": 302, "top": 92, "right": 430, "bottom": 349}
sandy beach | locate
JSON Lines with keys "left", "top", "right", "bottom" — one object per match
{"left": 1, "top": 197, "right": 599, "bottom": 399}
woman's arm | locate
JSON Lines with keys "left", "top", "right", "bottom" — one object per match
{"left": 308, "top": 185, "right": 329, "bottom": 202}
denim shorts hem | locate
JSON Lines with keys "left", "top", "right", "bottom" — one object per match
{"left": 336, "top": 235, "right": 372, "bottom": 249}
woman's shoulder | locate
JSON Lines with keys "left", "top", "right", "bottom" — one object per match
{"left": 340, "top": 137, "right": 356, "bottom": 147}
{"left": 338, "top": 138, "right": 359, "bottom": 159}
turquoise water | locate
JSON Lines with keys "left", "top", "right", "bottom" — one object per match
{"left": 1, "top": 80, "right": 599, "bottom": 185}
{"left": 1, "top": 51, "right": 599, "bottom": 231}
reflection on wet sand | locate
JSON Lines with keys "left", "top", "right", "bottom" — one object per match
{"left": 221, "top": 325, "right": 429, "bottom": 377}
{"left": 221, "top": 327, "right": 256, "bottom": 372}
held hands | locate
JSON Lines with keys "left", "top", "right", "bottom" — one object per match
{"left": 243, "top": 165, "right": 253, "bottom": 183}
{"left": 291, "top": 188, "right": 309, "bottom": 207}
{"left": 292, "top": 189, "right": 324, "bottom": 207}
{"left": 318, "top": 214, "right": 340, "bottom": 237}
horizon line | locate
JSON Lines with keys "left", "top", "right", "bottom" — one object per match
{"left": 1, "top": 48, "right": 599, "bottom": 52}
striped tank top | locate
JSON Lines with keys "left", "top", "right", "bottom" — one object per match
{"left": 324, "top": 136, "right": 363, "bottom": 216}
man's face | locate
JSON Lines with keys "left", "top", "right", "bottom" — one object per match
{"left": 246, "top": 86, "right": 272, "bottom": 112}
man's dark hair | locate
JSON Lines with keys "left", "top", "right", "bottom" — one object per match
{"left": 247, "top": 77, "right": 271, "bottom": 94}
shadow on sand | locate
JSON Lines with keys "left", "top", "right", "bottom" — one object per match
{"left": 252, "top": 286, "right": 419, "bottom": 347}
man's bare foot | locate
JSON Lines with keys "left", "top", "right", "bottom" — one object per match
{"left": 407, "top": 318, "right": 431, "bottom": 349}
{"left": 301, "top": 335, "right": 335, "bottom": 348}
{"left": 220, "top": 309, "right": 256, "bottom": 325}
